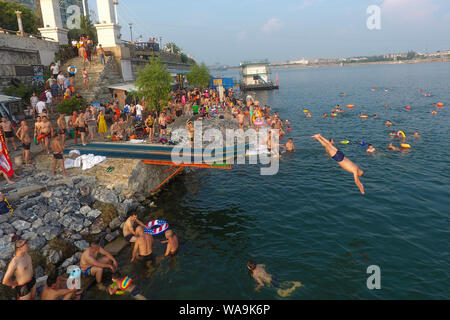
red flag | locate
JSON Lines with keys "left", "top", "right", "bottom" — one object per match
{"left": 0, "top": 128, "right": 14, "bottom": 178}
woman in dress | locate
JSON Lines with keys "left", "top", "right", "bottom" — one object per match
{"left": 98, "top": 111, "right": 108, "bottom": 140}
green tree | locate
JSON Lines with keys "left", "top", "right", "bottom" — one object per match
{"left": 67, "top": 15, "right": 97, "bottom": 44}
{"left": 186, "top": 62, "right": 210, "bottom": 89}
{"left": 165, "top": 42, "right": 181, "bottom": 54}
{"left": 135, "top": 56, "right": 172, "bottom": 112}
{"left": 0, "top": 1, "right": 39, "bottom": 33}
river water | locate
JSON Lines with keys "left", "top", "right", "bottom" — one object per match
{"left": 88, "top": 62, "right": 450, "bottom": 300}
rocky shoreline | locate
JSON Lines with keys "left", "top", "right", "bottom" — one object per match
{"left": 0, "top": 166, "right": 152, "bottom": 299}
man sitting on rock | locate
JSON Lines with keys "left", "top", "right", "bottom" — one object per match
{"left": 40, "top": 274, "right": 81, "bottom": 300}
{"left": 80, "top": 241, "right": 118, "bottom": 290}
{"left": 110, "top": 120, "right": 124, "bottom": 141}
{"left": 123, "top": 213, "right": 148, "bottom": 243}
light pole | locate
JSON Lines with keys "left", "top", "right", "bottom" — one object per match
{"left": 129, "top": 23, "right": 133, "bottom": 42}
{"left": 113, "top": 0, "right": 119, "bottom": 25}
{"left": 160, "top": 37, "right": 162, "bottom": 50}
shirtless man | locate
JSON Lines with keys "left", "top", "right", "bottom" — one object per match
{"left": 1, "top": 117, "right": 17, "bottom": 151}
{"left": 312, "top": 134, "right": 365, "bottom": 195}
{"left": 413, "top": 131, "right": 420, "bottom": 137}
{"left": 68, "top": 111, "right": 78, "bottom": 145}
{"left": 40, "top": 274, "right": 80, "bottom": 300}
{"left": 57, "top": 113, "right": 67, "bottom": 147}
{"left": 110, "top": 120, "right": 124, "bottom": 141}
{"left": 80, "top": 242, "right": 118, "bottom": 288}
{"left": 385, "top": 120, "right": 392, "bottom": 127}
{"left": 186, "top": 120, "right": 194, "bottom": 147}
{"left": 131, "top": 226, "right": 154, "bottom": 264}
{"left": 161, "top": 229, "right": 179, "bottom": 257}
{"left": 367, "top": 144, "right": 376, "bottom": 154}
{"left": 123, "top": 214, "right": 147, "bottom": 243}
{"left": 15, "top": 121, "right": 32, "bottom": 167}
{"left": 285, "top": 138, "right": 295, "bottom": 152}
{"left": 76, "top": 112, "right": 87, "bottom": 146}
{"left": 237, "top": 111, "right": 245, "bottom": 129}
{"left": 51, "top": 133, "right": 67, "bottom": 176}
{"left": 159, "top": 112, "right": 168, "bottom": 137}
{"left": 40, "top": 116, "right": 53, "bottom": 154}
{"left": 388, "top": 143, "right": 400, "bottom": 151}
{"left": 2, "top": 238, "right": 36, "bottom": 300}
{"left": 247, "top": 261, "right": 301, "bottom": 297}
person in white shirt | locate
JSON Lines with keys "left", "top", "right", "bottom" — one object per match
{"left": 57, "top": 72, "right": 65, "bottom": 89}
{"left": 45, "top": 89, "right": 53, "bottom": 113}
{"left": 30, "top": 92, "right": 39, "bottom": 118}
{"left": 36, "top": 99, "right": 46, "bottom": 115}
{"left": 135, "top": 104, "right": 144, "bottom": 120}
{"left": 50, "top": 63, "right": 59, "bottom": 77}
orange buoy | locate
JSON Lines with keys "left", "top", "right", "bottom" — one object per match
{"left": 406, "top": 106, "right": 411, "bottom": 110}
{"left": 437, "top": 102, "right": 444, "bottom": 107}
{"left": 346, "top": 104, "right": 355, "bottom": 109}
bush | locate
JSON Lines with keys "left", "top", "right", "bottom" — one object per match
{"left": 57, "top": 97, "right": 85, "bottom": 115}
{"left": 4, "top": 81, "right": 43, "bottom": 102}
{"left": 94, "top": 202, "right": 119, "bottom": 225}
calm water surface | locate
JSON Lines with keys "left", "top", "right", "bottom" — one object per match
{"left": 88, "top": 62, "right": 450, "bottom": 300}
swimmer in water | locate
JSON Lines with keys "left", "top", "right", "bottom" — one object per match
{"left": 431, "top": 110, "right": 437, "bottom": 115}
{"left": 385, "top": 120, "right": 392, "bottom": 127}
{"left": 285, "top": 138, "right": 295, "bottom": 152}
{"left": 312, "top": 134, "right": 365, "bottom": 195}
{"left": 247, "top": 261, "right": 301, "bottom": 297}
{"left": 323, "top": 113, "right": 327, "bottom": 118}
{"left": 367, "top": 144, "right": 376, "bottom": 154}
{"left": 306, "top": 113, "right": 312, "bottom": 119}
{"left": 373, "top": 114, "right": 378, "bottom": 119}
{"left": 388, "top": 143, "right": 400, "bottom": 151}
{"left": 413, "top": 131, "right": 420, "bottom": 137}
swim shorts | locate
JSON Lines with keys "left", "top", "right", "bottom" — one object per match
{"left": 138, "top": 253, "right": 155, "bottom": 264}
{"left": 124, "top": 234, "right": 133, "bottom": 242}
{"left": 23, "top": 143, "right": 31, "bottom": 150}
{"left": 270, "top": 276, "right": 280, "bottom": 288}
{"left": 77, "top": 126, "right": 85, "bottom": 133}
{"left": 82, "top": 267, "right": 92, "bottom": 277}
{"left": 160, "top": 125, "right": 167, "bottom": 130}
{"left": 15, "top": 276, "right": 36, "bottom": 298}
{"left": 332, "top": 150, "right": 345, "bottom": 162}
{"left": 53, "top": 153, "right": 63, "bottom": 160}
{"left": 4, "top": 131, "right": 13, "bottom": 138}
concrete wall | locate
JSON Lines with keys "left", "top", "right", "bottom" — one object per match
{"left": 0, "top": 33, "right": 60, "bottom": 92}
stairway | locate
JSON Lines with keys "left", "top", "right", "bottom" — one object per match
{"left": 62, "top": 55, "right": 123, "bottom": 103}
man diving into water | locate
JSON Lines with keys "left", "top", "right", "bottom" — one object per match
{"left": 247, "top": 261, "right": 302, "bottom": 298}
{"left": 312, "top": 134, "right": 365, "bottom": 195}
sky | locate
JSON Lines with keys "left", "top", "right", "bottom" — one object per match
{"left": 87, "top": 0, "right": 450, "bottom": 66}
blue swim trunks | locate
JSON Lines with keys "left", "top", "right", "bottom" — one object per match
{"left": 332, "top": 150, "right": 345, "bottom": 162}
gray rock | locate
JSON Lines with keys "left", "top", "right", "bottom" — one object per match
{"left": 34, "top": 266, "right": 44, "bottom": 279}
{"left": 21, "top": 232, "right": 38, "bottom": 241}
{"left": 32, "top": 218, "right": 44, "bottom": 230}
{"left": 90, "top": 224, "right": 103, "bottom": 235}
{"left": 83, "top": 218, "right": 93, "bottom": 227}
{"left": 87, "top": 209, "right": 101, "bottom": 219}
{"left": 47, "top": 250, "right": 61, "bottom": 265}
{"left": 70, "top": 219, "right": 84, "bottom": 233}
{"left": 0, "top": 223, "right": 14, "bottom": 236}
{"left": 117, "top": 199, "right": 138, "bottom": 216}
{"left": 37, "top": 225, "right": 62, "bottom": 241}
{"left": 109, "top": 217, "right": 122, "bottom": 230}
{"left": 105, "top": 230, "right": 120, "bottom": 242}
{"left": 42, "top": 191, "right": 53, "bottom": 198}
{"left": 59, "top": 215, "right": 73, "bottom": 228}
{"left": 80, "top": 229, "right": 89, "bottom": 236}
{"left": 0, "top": 214, "right": 9, "bottom": 224}
{"left": 0, "top": 245, "right": 14, "bottom": 260}
{"left": 0, "top": 229, "right": 3, "bottom": 237}
{"left": 0, "top": 270, "right": 4, "bottom": 282}
{"left": 11, "top": 220, "right": 31, "bottom": 232}
{"left": 93, "top": 189, "right": 118, "bottom": 205}
{"left": 44, "top": 211, "right": 60, "bottom": 223}
{"left": 41, "top": 244, "right": 51, "bottom": 257}
{"left": 70, "top": 234, "right": 82, "bottom": 240}
{"left": 79, "top": 206, "right": 91, "bottom": 216}
{"left": 74, "top": 240, "right": 89, "bottom": 251}
{"left": 53, "top": 190, "right": 63, "bottom": 198}
{"left": 28, "top": 236, "right": 46, "bottom": 251}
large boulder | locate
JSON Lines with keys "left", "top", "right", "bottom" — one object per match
{"left": 11, "top": 220, "right": 31, "bottom": 232}
{"left": 74, "top": 240, "right": 89, "bottom": 251}
{"left": 93, "top": 189, "right": 118, "bottom": 205}
{"left": 37, "top": 225, "right": 62, "bottom": 241}
{"left": 28, "top": 236, "right": 46, "bottom": 251}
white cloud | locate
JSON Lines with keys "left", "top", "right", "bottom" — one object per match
{"left": 381, "top": 0, "right": 440, "bottom": 22}
{"left": 237, "top": 31, "right": 247, "bottom": 41}
{"left": 262, "top": 18, "right": 282, "bottom": 33}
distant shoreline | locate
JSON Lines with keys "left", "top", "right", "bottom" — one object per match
{"left": 215, "top": 58, "right": 450, "bottom": 72}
